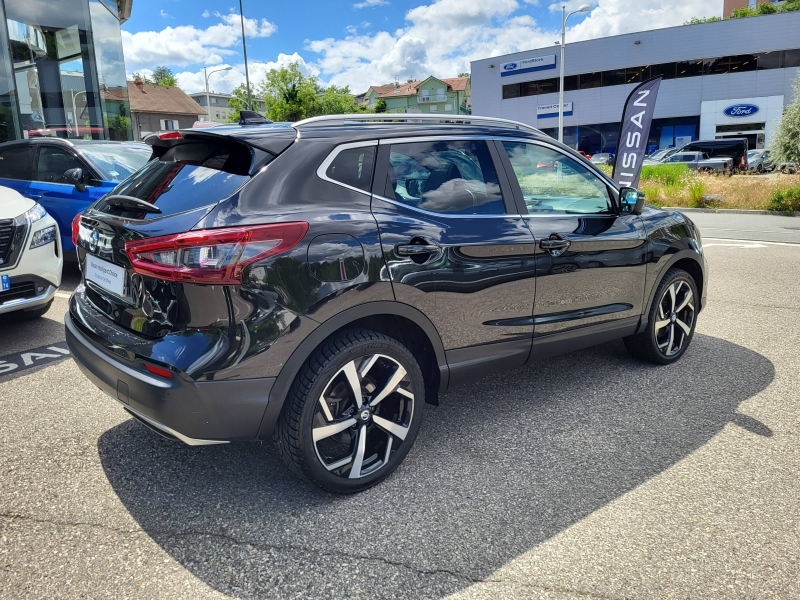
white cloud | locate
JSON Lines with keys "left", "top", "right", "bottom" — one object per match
{"left": 169, "top": 53, "right": 319, "bottom": 94}
{"left": 159, "top": 9, "right": 171, "bottom": 18}
{"left": 354, "top": 0, "right": 389, "bottom": 9}
{"left": 346, "top": 21, "right": 371, "bottom": 34}
{"left": 121, "top": 11, "right": 277, "bottom": 71}
{"left": 202, "top": 10, "right": 210, "bottom": 18}
{"left": 305, "top": 0, "right": 720, "bottom": 91}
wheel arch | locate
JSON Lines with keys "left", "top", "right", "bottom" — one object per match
{"left": 638, "top": 249, "right": 705, "bottom": 334}
{"left": 257, "top": 301, "right": 448, "bottom": 440}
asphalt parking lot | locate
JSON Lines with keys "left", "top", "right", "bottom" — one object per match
{"left": 1, "top": 214, "right": 799, "bottom": 599}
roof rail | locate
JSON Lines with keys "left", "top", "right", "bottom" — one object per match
{"left": 292, "top": 113, "right": 544, "bottom": 135}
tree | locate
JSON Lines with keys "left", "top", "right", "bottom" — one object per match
{"left": 458, "top": 72, "right": 470, "bottom": 78}
{"left": 226, "top": 83, "right": 257, "bottom": 123}
{"left": 151, "top": 66, "right": 177, "bottom": 87}
{"left": 258, "top": 62, "right": 319, "bottom": 122}
{"left": 772, "top": 72, "right": 800, "bottom": 167}
{"left": 131, "top": 72, "right": 153, "bottom": 84}
{"left": 374, "top": 98, "right": 387, "bottom": 113}
{"left": 684, "top": 16, "right": 721, "bottom": 24}
{"left": 316, "top": 84, "right": 358, "bottom": 115}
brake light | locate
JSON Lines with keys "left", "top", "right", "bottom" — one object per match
{"left": 71, "top": 212, "right": 82, "bottom": 246}
{"left": 124, "top": 222, "right": 309, "bottom": 284}
{"left": 144, "top": 363, "right": 172, "bottom": 378}
{"left": 740, "top": 155, "right": 746, "bottom": 168}
{"left": 159, "top": 131, "right": 182, "bottom": 140}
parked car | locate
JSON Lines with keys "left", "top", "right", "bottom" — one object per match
{"left": 779, "top": 161, "right": 797, "bottom": 174}
{"left": 0, "top": 139, "right": 151, "bottom": 257}
{"left": 0, "top": 189, "right": 62, "bottom": 320}
{"left": 66, "top": 114, "right": 706, "bottom": 494}
{"left": 664, "top": 151, "right": 732, "bottom": 173}
{"left": 643, "top": 147, "right": 679, "bottom": 165}
{"left": 590, "top": 152, "right": 615, "bottom": 166}
{"left": 679, "top": 138, "right": 748, "bottom": 172}
{"left": 747, "top": 149, "right": 774, "bottom": 173}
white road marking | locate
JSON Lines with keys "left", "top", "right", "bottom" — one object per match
{"left": 702, "top": 228, "right": 797, "bottom": 234}
{"left": 703, "top": 238, "right": 800, "bottom": 247}
{"left": 703, "top": 242, "right": 768, "bottom": 249}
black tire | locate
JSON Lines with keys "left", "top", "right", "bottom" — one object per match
{"left": 19, "top": 300, "right": 53, "bottom": 321}
{"left": 624, "top": 268, "right": 698, "bottom": 365}
{"left": 274, "top": 329, "right": 425, "bottom": 494}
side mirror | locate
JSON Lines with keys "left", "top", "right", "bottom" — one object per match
{"left": 64, "top": 168, "right": 86, "bottom": 192}
{"left": 620, "top": 187, "right": 645, "bottom": 215}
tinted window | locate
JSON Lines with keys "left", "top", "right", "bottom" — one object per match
{"left": 563, "top": 75, "right": 578, "bottom": 92}
{"left": 102, "top": 142, "right": 249, "bottom": 219}
{"left": 757, "top": 50, "right": 782, "bottom": 69}
{"left": 785, "top": 49, "right": 800, "bottom": 68}
{"left": 502, "top": 83, "right": 521, "bottom": 99}
{"left": 603, "top": 69, "right": 626, "bottom": 86}
{"left": 501, "top": 142, "right": 613, "bottom": 215}
{"left": 35, "top": 147, "right": 84, "bottom": 183}
{"left": 579, "top": 71, "right": 602, "bottom": 89}
{"left": 0, "top": 146, "right": 33, "bottom": 180}
{"left": 385, "top": 140, "right": 505, "bottom": 215}
{"left": 649, "top": 62, "right": 676, "bottom": 80}
{"left": 325, "top": 146, "right": 375, "bottom": 192}
{"left": 730, "top": 54, "right": 757, "bottom": 73}
{"left": 677, "top": 59, "right": 705, "bottom": 77}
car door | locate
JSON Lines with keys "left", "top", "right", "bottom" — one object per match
{"left": 28, "top": 145, "right": 105, "bottom": 253}
{"left": 0, "top": 144, "right": 34, "bottom": 195}
{"left": 495, "top": 139, "right": 647, "bottom": 359}
{"left": 370, "top": 137, "right": 538, "bottom": 385}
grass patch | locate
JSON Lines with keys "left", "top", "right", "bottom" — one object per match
{"left": 641, "top": 164, "right": 690, "bottom": 187}
{"left": 688, "top": 180, "right": 707, "bottom": 208}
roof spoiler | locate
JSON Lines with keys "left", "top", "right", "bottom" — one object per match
{"left": 239, "top": 110, "right": 273, "bottom": 126}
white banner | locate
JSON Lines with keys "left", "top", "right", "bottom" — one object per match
{"left": 537, "top": 102, "right": 573, "bottom": 118}
{"left": 500, "top": 55, "right": 556, "bottom": 77}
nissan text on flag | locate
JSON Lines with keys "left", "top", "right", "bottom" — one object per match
{"left": 613, "top": 77, "right": 662, "bottom": 190}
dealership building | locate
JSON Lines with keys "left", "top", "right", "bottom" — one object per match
{"left": 471, "top": 12, "right": 800, "bottom": 155}
{"left": 0, "top": 0, "right": 134, "bottom": 143}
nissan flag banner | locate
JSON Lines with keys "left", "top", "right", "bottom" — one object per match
{"left": 612, "top": 77, "right": 662, "bottom": 189}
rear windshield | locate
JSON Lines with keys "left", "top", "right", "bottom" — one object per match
{"left": 78, "top": 143, "right": 152, "bottom": 181}
{"left": 96, "top": 140, "right": 251, "bottom": 219}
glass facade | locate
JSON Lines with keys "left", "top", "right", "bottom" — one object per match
{"left": 540, "top": 116, "right": 701, "bottom": 155}
{"left": 0, "top": 0, "right": 131, "bottom": 143}
{"left": 502, "top": 48, "right": 800, "bottom": 100}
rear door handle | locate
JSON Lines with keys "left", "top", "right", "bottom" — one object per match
{"left": 395, "top": 243, "right": 440, "bottom": 256}
{"left": 26, "top": 193, "right": 42, "bottom": 200}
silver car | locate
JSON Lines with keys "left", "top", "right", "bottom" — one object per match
{"left": 747, "top": 149, "right": 773, "bottom": 173}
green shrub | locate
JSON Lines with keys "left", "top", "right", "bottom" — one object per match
{"left": 769, "top": 186, "right": 800, "bottom": 212}
{"left": 688, "top": 180, "right": 707, "bottom": 208}
{"left": 640, "top": 163, "right": 690, "bottom": 187}
{"left": 663, "top": 182, "right": 684, "bottom": 201}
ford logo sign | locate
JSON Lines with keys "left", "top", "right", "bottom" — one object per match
{"left": 503, "top": 63, "right": 517, "bottom": 71}
{"left": 723, "top": 104, "right": 759, "bottom": 118}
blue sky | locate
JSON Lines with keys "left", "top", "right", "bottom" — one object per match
{"left": 121, "top": 0, "right": 721, "bottom": 95}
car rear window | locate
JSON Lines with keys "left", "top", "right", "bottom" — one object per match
{"left": 96, "top": 139, "right": 250, "bottom": 220}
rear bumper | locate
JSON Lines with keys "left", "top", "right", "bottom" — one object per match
{"left": 65, "top": 311, "right": 274, "bottom": 443}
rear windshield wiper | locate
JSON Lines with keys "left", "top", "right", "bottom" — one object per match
{"left": 103, "top": 195, "right": 163, "bottom": 214}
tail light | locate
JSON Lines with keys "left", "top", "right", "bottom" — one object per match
{"left": 740, "top": 155, "right": 746, "bottom": 168}
{"left": 71, "top": 212, "right": 82, "bottom": 246}
{"left": 124, "top": 222, "right": 309, "bottom": 285}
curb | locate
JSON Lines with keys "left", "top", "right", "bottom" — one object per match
{"left": 662, "top": 207, "right": 800, "bottom": 217}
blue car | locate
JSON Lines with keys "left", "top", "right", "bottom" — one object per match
{"left": 0, "top": 138, "right": 152, "bottom": 256}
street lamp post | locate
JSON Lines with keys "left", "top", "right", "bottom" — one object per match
{"left": 204, "top": 66, "right": 233, "bottom": 122}
{"left": 558, "top": 3, "right": 590, "bottom": 144}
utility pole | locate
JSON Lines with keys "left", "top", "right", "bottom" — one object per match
{"left": 558, "top": 4, "right": 590, "bottom": 144}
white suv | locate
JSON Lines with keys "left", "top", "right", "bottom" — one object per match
{"left": 0, "top": 186, "right": 62, "bottom": 319}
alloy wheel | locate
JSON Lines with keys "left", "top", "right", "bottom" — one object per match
{"left": 654, "top": 279, "right": 695, "bottom": 357}
{"left": 312, "top": 354, "right": 415, "bottom": 479}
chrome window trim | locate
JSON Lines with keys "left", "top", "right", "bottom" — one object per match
{"left": 372, "top": 193, "right": 517, "bottom": 220}
{"left": 378, "top": 135, "right": 496, "bottom": 145}
{"left": 316, "top": 140, "right": 379, "bottom": 197}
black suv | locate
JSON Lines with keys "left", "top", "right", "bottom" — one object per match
{"left": 66, "top": 115, "right": 706, "bottom": 493}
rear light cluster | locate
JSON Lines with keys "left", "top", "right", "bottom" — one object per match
{"left": 71, "top": 212, "right": 82, "bottom": 246}
{"left": 124, "top": 222, "right": 308, "bottom": 285}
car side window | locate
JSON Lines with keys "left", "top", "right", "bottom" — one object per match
{"left": 0, "top": 146, "right": 34, "bottom": 180}
{"left": 500, "top": 142, "right": 613, "bottom": 215}
{"left": 666, "top": 155, "right": 681, "bottom": 163}
{"left": 384, "top": 140, "right": 505, "bottom": 215}
{"left": 35, "top": 147, "right": 84, "bottom": 184}
{"left": 325, "top": 146, "right": 375, "bottom": 193}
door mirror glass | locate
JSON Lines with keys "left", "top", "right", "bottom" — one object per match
{"left": 619, "top": 187, "right": 645, "bottom": 215}
{"left": 64, "top": 167, "right": 86, "bottom": 192}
